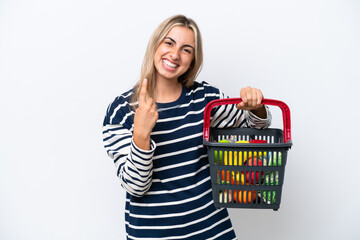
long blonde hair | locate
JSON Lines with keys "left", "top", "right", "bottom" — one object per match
{"left": 131, "top": 15, "right": 203, "bottom": 105}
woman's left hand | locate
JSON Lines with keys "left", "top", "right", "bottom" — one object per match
{"left": 236, "top": 86, "right": 267, "bottom": 118}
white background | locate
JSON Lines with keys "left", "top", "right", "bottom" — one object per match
{"left": 1, "top": 0, "right": 359, "bottom": 239}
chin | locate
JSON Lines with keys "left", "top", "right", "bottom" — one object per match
{"left": 158, "top": 71, "right": 180, "bottom": 81}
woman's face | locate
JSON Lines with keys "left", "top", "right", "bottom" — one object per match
{"left": 153, "top": 26, "right": 195, "bottom": 83}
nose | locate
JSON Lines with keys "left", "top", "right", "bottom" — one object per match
{"left": 169, "top": 48, "right": 180, "bottom": 60}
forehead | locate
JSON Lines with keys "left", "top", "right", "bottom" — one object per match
{"left": 165, "top": 26, "right": 195, "bottom": 46}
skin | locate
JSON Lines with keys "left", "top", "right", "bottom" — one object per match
{"left": 133, "top": 78, "right": 158, "bottom": 150}
{"left": 237, "top": 87, "right": 267, "bottom": 119}
{"left": 133, "top": 26, "right": 267, "bottom": 150}
{"left": 153, "top": 26, "right": 195, "bottom": 103}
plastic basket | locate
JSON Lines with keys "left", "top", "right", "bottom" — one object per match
{"left": 203, "top": 98, "right": 293, "bottom": 210}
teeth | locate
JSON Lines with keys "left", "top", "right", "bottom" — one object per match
{"left": 163, "top": 59, "right": 177, "bottom": 68}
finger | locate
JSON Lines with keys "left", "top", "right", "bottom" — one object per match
{"left": 151, "top": 100, "right": 158, "bottom": 111}
{"left": 147, "top": 97, "right": 155, "bottom": 107}
{"left": 245, "top": 87, "right": 254, "bottom": 107}
{"left": 256, "top": 89, "right": 263, "bottom": 106}
{"left": 251, "top": 88, "right": 259, "bottom": 107}
{"left": 139, "top": 79, "right": 148, "bottom": 105}
{"left": 151, "top": 103, "right": 158, "bottom": 115}
{"left": 236, "top": 102, "right": 243, "bottom": 109}
{"left": 250, "top": 88, "right": 261, "bottom": 108}
{"left": 240, "top": 88, "right": 247, "bottom": 105}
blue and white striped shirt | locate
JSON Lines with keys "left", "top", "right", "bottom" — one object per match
{"left": 102, "top": 81, "right": 271, "bottom": 239}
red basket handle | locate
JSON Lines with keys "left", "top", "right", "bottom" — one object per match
{"left": 203, "top": 98, "right": 291, "bottom": 143}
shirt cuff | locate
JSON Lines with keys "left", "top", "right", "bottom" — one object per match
{"left": 248, "top": 106, "right": 270, "bottom": 121}
{"left": 131, "top": 138, "right": 157, "bottom": 155}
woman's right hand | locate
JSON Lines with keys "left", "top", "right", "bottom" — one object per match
{"left": 133, "top": 79, "right": 159, "bottom": 150}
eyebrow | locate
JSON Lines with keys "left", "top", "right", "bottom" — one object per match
{"left": 165, "top": 37, "right": 195, "bottom": 50}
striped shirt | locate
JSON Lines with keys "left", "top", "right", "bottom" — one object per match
{"left": 102, "top": 81, "right": 271, "bottom": 240}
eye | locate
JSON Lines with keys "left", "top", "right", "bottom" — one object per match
{"left": 165, "top": 41, "right": 173, "bottom": 46}
{"left": 184, "top": 48, "right": 192, "bottom": 54}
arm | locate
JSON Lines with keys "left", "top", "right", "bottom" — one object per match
{"left": 103, "top": 124, "right": 155, "bottom": 197}
{"left": 209, "top": 86, "right": 271, "bottom": 129}
{"left": 133, "top": 79, "right": 158, "bottom": 150}
{"left": 102, "top": 79, "right": 158, "bottom": 197}
{"left": 237, "top": 86, "right": 271, "bottom": 129}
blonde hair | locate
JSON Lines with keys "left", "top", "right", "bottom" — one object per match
{"left": 132, "top": 15, "right": 203, "bottom": 105}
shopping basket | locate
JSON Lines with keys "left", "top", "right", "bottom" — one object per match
{"left": 203, "top": 98, "right": 292, "bottom": 210}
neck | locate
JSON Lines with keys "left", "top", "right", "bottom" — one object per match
{"left": 155, "top": 77, "right": 183, "bottom": 103}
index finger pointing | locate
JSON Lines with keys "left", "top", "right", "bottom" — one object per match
{"left": 139, "top": 79, "right": 148, "bottom": 105}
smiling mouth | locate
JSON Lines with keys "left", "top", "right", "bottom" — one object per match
{"left": 162, "top": 59, "right": 178, "bottom": 69}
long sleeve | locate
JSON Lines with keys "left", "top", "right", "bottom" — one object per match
{"left": 102, "top": 92, "right": 156, "bottom": 197}
{"left": 105, "top": 82, "right": 253, "bottom": 239}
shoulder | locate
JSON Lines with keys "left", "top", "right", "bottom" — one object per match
{"left": 187, "top": 81, "right": 222, "bottom": 100}
{"left": 103, "top": 88, "right": 135, "bottom": 127}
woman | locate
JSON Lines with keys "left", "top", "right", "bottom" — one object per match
{"left": 103, "top": 15, "right": 271, "bottom": 240}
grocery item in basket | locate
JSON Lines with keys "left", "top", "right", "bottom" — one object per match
{"left": 238, "top": 172, "right": 245, "bottom": 185}
{"left": 214, "top": 150, "right": 224, "bottom": 165}
{"left": 249, "top": 139, "right": 267, "bottom": 143}
{"left": 218, "top": 170, "right": 241, "bottom": 185}
{"left": 234, "top": 141, "right": 248, "bottom": 166}
{"left": 214, "top": 140, "right": 230, "bottom": 165}
{"left": 264, "top": 171, "right": 279, "bottom": 186}
{"left": 228, "top": 171, "right": 245, "bottom": 185}
{"left": 262, "top": 191, "right": 276, "bottom": 204}
{"left": 219, "top": 190, "right": 232, "bottom": 203}
{"left": 234, "top": 190, "right": 257, "bottom": 203}
{"left": 232, "top": 171, "right": 245, "bottom": 185}
{"left": 221, "top": 170, "right": 232, "bottom": 184}
{"left": 245, "top": 157, "right": 264, "bottom": 184}
{"left": 246, "top": 157, "right": 263, "bottom": 167}
{"left": 266, "top": 151, "right": 282, "bottom": 166}
{"left": 261, "top": 152, "right": 282, "bottom": 204}
{"left": 277, "top": 152, "right": 282, "bottom": 166}
{"left": 214, "top": 151, "right": 220, "bottom": 164}
{"left": 238, "top": 151, "right": 247, "bottom": 166}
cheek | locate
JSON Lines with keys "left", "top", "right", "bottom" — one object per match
{"left": 153, "top": 51, "right": 164, "bottom": 70}
{"left": 154, "top": 51, "right": 161, "bottom": 62}
{"left": 154, "top": 46, "right": 165, "bottom": 60}
{"left": 183, "top": 56, "right": 194, "bottom": 69}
